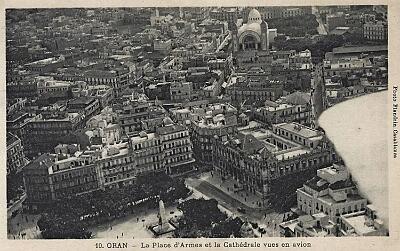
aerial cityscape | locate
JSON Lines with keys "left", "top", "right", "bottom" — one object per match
{"left": 6, "top": 5, "right": 389, "bottom": 239}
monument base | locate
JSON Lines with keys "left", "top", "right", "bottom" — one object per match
{"left": 149, "top": 222, "right": 176, "bottom": 236}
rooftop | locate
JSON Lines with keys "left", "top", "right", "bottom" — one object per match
{"left": 332, "top": 45, "right": 388, "bottom": 55}
{"left": 6, "top": 132, "right": 20, "bottom": 146}
{"left": 275, "top": 148, "right": 310, "bottom": 161}
{"left": 24, "top": 153, "right": 55, "bottom": 171}
{"left": 156, "top": 124, "right": 187, "bottom": 135}
{"left": 130, "top": 132, "right": 157, "bottom": 144}
{"left": 342, "top": 212, "right": 377, "bottom": 235}
{"left": 276, "top": 123, "right": 321, "bottom": 139}
{"left": 25, "top": 57, "right": 62, "bottom": 66}
{"left": 318, "top": 193, "right": 365, "bottom": 206}
{"left": 68, "top": 96, "right": 96, "bottom": 106}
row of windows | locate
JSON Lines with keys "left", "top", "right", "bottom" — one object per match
{"left": 38, "top": 87, "right": 69, "bottom": 93}
{"left": 274, "top": 128, "right": 310, "bottom": 146}
{"left": 165, "top": 147, "right": 191, "bottom": 156}
{"left": 100, "top": 157, "right": 134, "bottom": 168}
{"left": 53, "top": 175, "right": 97, "bottom": 188}
{"left": 103, "top": 164, "right": 135, "bottom": 175}
{"left": 52, "top": 169, "right": 95, "bottom": 181}
{"left": 166, "top": 154, "right": 192, "bottom": 164}
{"left": 299, "top": 195, "right": 366, "bottom": 216}
{"left": 164, "top": 139, "right": 190, "bottom": 149}
{"left": 133, "top": 140, "right": 161, "bottom": 150}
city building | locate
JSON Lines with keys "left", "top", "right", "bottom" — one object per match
{"left": 24, "top": 56, "right": 65, "bottom": 73}
{"left": 23, "top": 119, "right": 195, "bottom": 209}
{"left": 156, "top": 123, "right": 195, "bottom": 174}
{"left": 114, "top": 94, "right": 167, "bottom": 135}
{"left": 209, "top": 7, "right": 239, "bottom": 30}
{"left": 212, "top": 122, "right": 335, "bottom": 207}
{"left": 7, "top": 132, "right": 28, "bottom": 175}
{"left": 279, "top": 164, "right": 388, "bottom": 237}
{"left": 67, "top": 96, "right": 101, "bottom": 123}
{"left": 26, "top": 108, "right": 84, "bottom": 157}
{"left": 253, "top": 92, "right": 312, "bottom": 126}
{"left": 190, "top": 103, "right": 238, "bottom": 165}
{"left": 232, "top": 9, "right": 274, "bottom": 69}
{"left": 170, "top": 82, "right": 193, "bottom": 102}
{"left": 338, "top": 205, "right": 388, "bottom": 236}
{"left": 35, "top": 76, "right": 72, "bottom": 100}
{"left": 296, "top": 164, "right": 367, "bottom": 221}
{"left": 226, "top": 67, "right": 284, "bottom": 104}
{"left": 363, "top": 21, "right": 388, "bottom": 41}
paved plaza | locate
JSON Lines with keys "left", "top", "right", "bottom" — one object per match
{"left": 7, "top": 213, "right": 42, "bottom": 240}
{"left": 7, "top": 172, "right": 285, "bottom": 239}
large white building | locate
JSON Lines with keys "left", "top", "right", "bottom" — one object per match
{"left": 279, "top": 164, "right": 388, "bottom": 237}
{"left": 232, "top": 8, "right": 270, "bottom": 52}
{"left": 296, "top": 164, "right": 367, "bottom": 222}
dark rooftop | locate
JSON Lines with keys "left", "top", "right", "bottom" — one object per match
{"left": 332, "top": 45, "right": 388, "bottom": 55}
{"left": 305, "top": 176, "right": 330, "bottom": 192}
{"left": 24, "top": 153, "right": 55, "bottom": 171}
{"left": 156, "top": 123, "right": 186, "bottom": 135}
{"left": 329, "top": 179, "right": 355, "bottom": 190}
{"left": 6, "top": 132, "right": 20, "bottom": 146}
{"left": 68, "top": 96, "right": 96, "bottom": 106}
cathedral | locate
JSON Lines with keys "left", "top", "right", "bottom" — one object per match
{"left": 231, "top": 8, "right": 277, "bottom": 71}
{"left": 232, "top": 8, "right": 270, "bottom": 52}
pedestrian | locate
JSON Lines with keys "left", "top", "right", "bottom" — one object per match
{"left": 122, "top": 232, "right": 124, "bottom": 237}
{"left": 137, "top": 217, "right": 139, "bottom": 222}
{"left": 116, "top": 235, "right": 118, "bottom": 239}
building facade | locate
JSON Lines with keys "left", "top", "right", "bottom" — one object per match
{"left": 212, "top": 122, "right": 335, "bottom": 207}
{"left": 7, "top": 132, "right": 28, "bottom": 175}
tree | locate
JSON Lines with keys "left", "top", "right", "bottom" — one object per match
{"left": 175, "top": 198, "right": 228, "bottom": 238}
{"left": 36, "top": 172, "right": 191, "bottom": 239}
{"left": 267, "top": 14, "right": 319, "bottom": 37}
{"left": 211, "top": 217, "right": 244, "bottom": 238}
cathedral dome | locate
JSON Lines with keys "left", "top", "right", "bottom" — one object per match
{"left": 238, "top": 22, "right": 261, "bottom": 36}
{"left": 247, "top": 8, "right": 262, "bottom": 24}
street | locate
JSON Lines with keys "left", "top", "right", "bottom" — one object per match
{"left": 312, "top": 6, "right": 328, "bottom": 35}
{"left": 185, "top": 175, "right": 286, "bottom": 237}
{"left": 311, "top": 64, "right": 326, "bottom": 124}
{"left": 7, "top": 212, "right": 42, "bottom": 240}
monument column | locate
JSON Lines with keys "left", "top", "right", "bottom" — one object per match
{"left": 158, "top": 199, "right": 167, "bottom": 231}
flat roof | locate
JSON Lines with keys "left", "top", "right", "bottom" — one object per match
{"left": 275, "top": 148, "right": 310, "bottom": 161}
{"left": 68, "top": 96, "right": 96, "bottom": 106}
{"left": 6, "top": 132, "right": 20, "bottom": 146}
{"left": 318, "top": 194, "right": 365, "bottom": 206}
{"left": 130, "top": 132, "right": 156, "bottom": 143}
{"left": 332, "top": 45, "right": 388, "bottom": 55}
{"left": 342, "top": 213, "right": 377, "bottom": 235}
{"left": 276, "top": 123, "right": 321, "bottom": 139}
